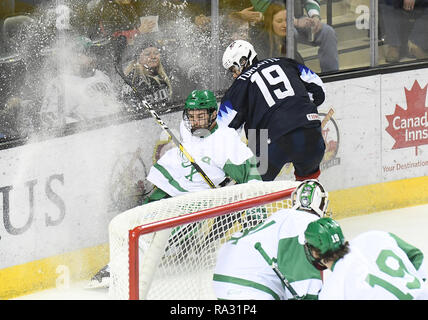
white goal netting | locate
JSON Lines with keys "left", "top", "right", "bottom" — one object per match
{"left": 109, "top": 180, "right": 300, "bottom": 300}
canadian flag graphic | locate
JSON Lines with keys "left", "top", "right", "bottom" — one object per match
{"left": 385, "top": 80, "right": 428, "bottom": 152}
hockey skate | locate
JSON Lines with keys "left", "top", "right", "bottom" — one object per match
{"left": 86, "top": 264, "right": 110, "bottom": 289}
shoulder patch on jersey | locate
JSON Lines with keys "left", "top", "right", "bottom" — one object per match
{"left": 298, "top": 64, "right": 323, "bottom": 86}
{"left": 218, "top": 101, "right": 237, "bottom": 127}
{"left": 306, "top": 113, "right": 320, "bottom": 121}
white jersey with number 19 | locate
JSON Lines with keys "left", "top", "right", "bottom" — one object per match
{"left": 319, "top": 230, "right": 428, "bottom": 300}
{"left": 213, "top": 209, "right": 322, "bottom": 300}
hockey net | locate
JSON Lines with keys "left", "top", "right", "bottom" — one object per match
{"left": 108, "top": 180, "right": 300, "bottom": 300}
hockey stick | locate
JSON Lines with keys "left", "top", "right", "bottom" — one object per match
{"left": 112, "top": 37, "right": 216, "bottom": 189}
{"left": 254, "top": 242, "right": 301, "bottom": 300}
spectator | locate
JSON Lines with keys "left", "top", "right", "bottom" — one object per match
{"left": 87, "top": 0, "right": 200, "bottom": 43}
{"left": 87, "top": 0, "right": 149, "bottom": 44}
{"left": 192, "top": 0, "right": 265, "bottom": 25}
{"left": 101, "top": 1, "right": 214, "bottom": 103}
{"left": 250, "top": 2, "right": 305, "bottom": 65}
{"left": 292, "top": 0, "right": 338, "bottom": 73}
{"left": 230, "top": 3, "right": 267, "bottom": 25}
{"left": 131, "top": 0, "right": 197, "bottom": 34}
{"left": 379, "top": 0, "right": 428, "bottom": 63}
{"left": 39, "top": 38, "right": 124, "bottom": 128}
{"left": 234, "top": 1, "right": 339, "bottom": 73}
{"left": 120, "top": 37, "right": 173, "bottom": 113}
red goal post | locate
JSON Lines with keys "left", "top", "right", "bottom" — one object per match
{"left": 108, "top": 180, "right": 300, "bottom": 300}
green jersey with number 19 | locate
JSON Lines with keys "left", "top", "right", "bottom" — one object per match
{"left": 319, "top": 230, "right": 428, "bottom": 300}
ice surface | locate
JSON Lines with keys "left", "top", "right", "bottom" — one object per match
{"left": 14, "top": 204, "right": 428, "bottom": 300}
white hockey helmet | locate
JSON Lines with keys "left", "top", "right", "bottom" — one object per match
{"left": 291, "top": 179, "right": 329, "bottom": 217}
{"left": 222, "top": 40, "right": 257, "bottom": 73}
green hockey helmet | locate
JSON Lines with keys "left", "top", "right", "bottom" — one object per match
{"left": 184, "top": 90, "right": 217, "bottom": 111}
{"left": 183, "top": 90, "right": 218, "bottom": 136}
{"left": 304, "top": 217, "right": 345, "bottom": 255}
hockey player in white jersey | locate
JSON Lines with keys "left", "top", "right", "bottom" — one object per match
{"left": 88, "top": 89, "right": 262, "bottom": 288}
{"left": 304, "top": 217, "right": 428, "bottom": 300}
{"left": 212, "top": 179, "right": 329, "bottom": 300}
{"left": 143, "top": 89, "right": 262, "bottom": 203}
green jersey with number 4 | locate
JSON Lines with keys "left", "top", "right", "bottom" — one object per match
{"left": 319, "top": 230, "right": 428, "bottom": 300}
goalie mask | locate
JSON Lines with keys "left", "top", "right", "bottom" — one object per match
{"left": 183, "top": 90, "right": 218, "bottom": 137}
{"left": 222, "top": 40, "right": 258, "bottom": 77}
{"left": 291, "top": 179, "right": 329, "bottom": 217}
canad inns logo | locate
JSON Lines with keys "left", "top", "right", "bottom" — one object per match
{"left": 385, "top": 80, "right": 428, "bottom": 152}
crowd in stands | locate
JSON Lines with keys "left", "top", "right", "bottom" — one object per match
{"left": 0, "top": 0, "right": 427, "bottom": 141}
{"left": 379, "top": 0, "right": 428, "bottom": 63}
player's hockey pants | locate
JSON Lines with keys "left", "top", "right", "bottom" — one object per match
{"left": 261, "top": 124, "right": 325, "bottom": 181}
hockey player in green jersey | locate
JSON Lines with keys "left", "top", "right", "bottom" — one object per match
{"left": 143, "top": 89, "right": 262, "bottom": 203}
{"left": 88, "top": 89, "right": 261, "bottom": 289}
{"left": 212, "top": 179, "right": 329, "bottom": 300}
{"left": 304, "top": 217, "right": 428, "bottom": 300}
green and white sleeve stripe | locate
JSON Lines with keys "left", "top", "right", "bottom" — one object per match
{"left": 222, "top": 157, "right": 262, "bottom": 184}
{"left": 389, "top": 232, "right": 425, "bottom": 272}
{"left": 148, "top": 162, "right": 189, "bottom": 196}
